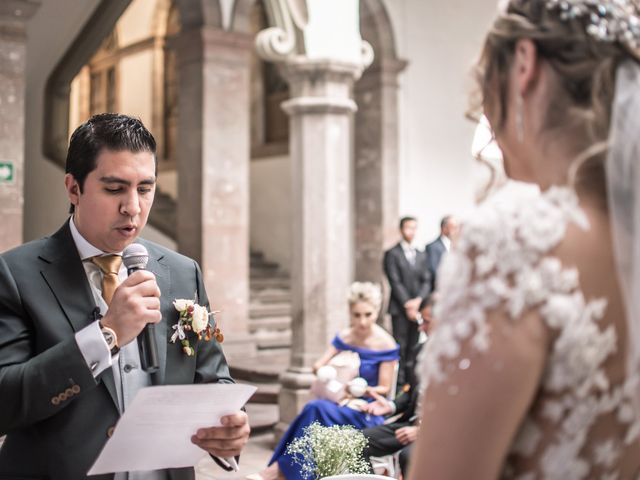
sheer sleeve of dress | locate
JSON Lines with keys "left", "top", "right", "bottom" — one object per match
{"left": 417, "top": 182, "right": 640, "bottom": 480}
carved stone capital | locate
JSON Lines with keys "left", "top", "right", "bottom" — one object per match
{"left": 279, "top": 59, "right": 363, "bottom": 115}
{"left": 355, "top": 57, "right": 409, "bottom": 91}
{"left": 255, "top": 0, "right": 305, "bottom": 62}
{"left": 283, "top": 57, "right": 366, "bottom": 83}
{"left": 361, "top": 40, "right": 375, "bottom": 69}
{"left": 282, "top": 97, "right": 357, "bottom": 115}
{"left": 255, "top": 26, "right": 297, "bottom": 62}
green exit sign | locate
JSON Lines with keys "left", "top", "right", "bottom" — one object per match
{"left": 0, "top": 162, "right": 14, "bottom": 184}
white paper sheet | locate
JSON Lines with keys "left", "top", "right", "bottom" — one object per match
{"left": 88, "top": 383, "right": 257, "bottom": 475}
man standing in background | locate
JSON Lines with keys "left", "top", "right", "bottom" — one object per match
{"left": 425, "top": 215, "right": 460, "bottom": 295}
{"left": 383, "top": 217, "right": 430, "bottom": 385}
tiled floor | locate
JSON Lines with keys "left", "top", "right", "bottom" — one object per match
{"left": 196, "top": 432, "right": 275, "bottom": 480}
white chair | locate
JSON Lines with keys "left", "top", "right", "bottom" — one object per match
{"left": 369, "top": 451, "right": 400, "bottom": 478}
{"left": 369, "top": 362, "right": 402, "bottom": 478}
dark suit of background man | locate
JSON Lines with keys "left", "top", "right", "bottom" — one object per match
{"left": 383, "top": 216, "right": 430, "bottom": 385}
{"left": 425, "top": 215, "right": 460, "bottom": 297}
{"left": 360, "top": 316, "right": 432, "bottom": 478}
{"left": 0, "top": 114, "right": 249, "bottom": 480}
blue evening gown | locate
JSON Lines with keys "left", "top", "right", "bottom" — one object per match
{"left": 269, "top": 334, "right": 400, "bottom": 479}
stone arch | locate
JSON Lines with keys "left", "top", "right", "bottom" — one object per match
{"left": 148, "top": 0, "right": 181, "bottom": 167}
{"left": 173, "top": 0, "right": 222, "bottom": 30}
{"left": 43, "top": 0, "right": 221, "bottom": 166}
{"left": 360, "top": 0, "right": 398, "bottom": 65}
{"left": 43, "top": 0, "right": 131, "bottom": 165}
{"left": 354, "top": 0, "right": 406, "bottom": 284}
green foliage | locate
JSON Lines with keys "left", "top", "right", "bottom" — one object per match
{"left": 285, "top": 422, "right": 371, "bottom": 480}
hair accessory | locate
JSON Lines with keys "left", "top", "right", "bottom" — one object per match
{"left": 545, "top": 0, "right": 640, "bottom": 49}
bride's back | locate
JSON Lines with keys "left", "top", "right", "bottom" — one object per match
{"left": 508, "top": 191, "right": 640, "bottom": 478}
{"left": 409, "top": 2, "right": 640, "bottom": 478}
{"left": 414, "top": 183, "right": 640, "bottom": 479}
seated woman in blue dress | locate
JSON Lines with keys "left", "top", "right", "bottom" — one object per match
{"left": 250, "top": 282, "right": 400, "bottom": 480}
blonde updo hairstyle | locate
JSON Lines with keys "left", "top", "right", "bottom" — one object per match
{"left": 347, "top": 282, "right": 383, "bottom": 315}
{"left": 473, "top": 0, "right": 639, "bottom": 202}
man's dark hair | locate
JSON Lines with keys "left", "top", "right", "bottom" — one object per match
{"left": 399, "top": 216, "right": 417, "bottom": 230}
{"left": 440, "top": 215, "right": 452, "bottom": 231}
{"left": 65, "top": 113, "right": 157, "bottom": 213}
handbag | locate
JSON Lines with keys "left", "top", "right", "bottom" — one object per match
{"left": 310, "top": 351, "right": 361, "bottom": 403}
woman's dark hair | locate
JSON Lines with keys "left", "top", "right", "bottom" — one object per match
{"left": 65, "top": 113, "right": 157, "bottom": 213}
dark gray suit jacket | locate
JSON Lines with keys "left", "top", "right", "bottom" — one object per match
{"left": 425, "top": 237, "right": 447, "bottom": 294}
{"left": 383, "top": 243, "right": 431, "bottom": 315}
{"left": 0, "top": 221, "right": 234, "bottom": 480}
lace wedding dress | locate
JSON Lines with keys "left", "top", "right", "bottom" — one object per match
{"left": 419, "top": 182, "right": 640, "bottom": 479}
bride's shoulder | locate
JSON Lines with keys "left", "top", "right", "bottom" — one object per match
{"left": 429, "top": 184, "right": 592, "bottom": 366}
{"left": 445, "top": 184, "right": 589, "bottom": 288}
{"left": 458, "top": 182, "right": 588, "bottom": 262}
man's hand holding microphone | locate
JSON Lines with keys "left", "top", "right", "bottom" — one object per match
{"left": 99, "top": 244, "right": 250, "bottom": 466}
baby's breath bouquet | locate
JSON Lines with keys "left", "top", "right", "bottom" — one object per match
{"left": 285, "top": 422, "right": 371, "bottom": 479}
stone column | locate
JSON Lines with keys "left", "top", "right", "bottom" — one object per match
{"left": 0, "top": 1, "right": 39, "bottom": 252}
{"left": 354, "top": 58, "right": 407, "bottom": 284}
{"left": 276, "top": 59, "right": 362, "bottom": 437}
{"left": 175, "top": 27, "right": 255, "bottom": 358}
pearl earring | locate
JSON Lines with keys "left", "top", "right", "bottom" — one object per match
{"left": 516, "top": 93, "right": 525, "bottom": 142}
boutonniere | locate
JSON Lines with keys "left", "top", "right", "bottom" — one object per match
{"left": 395, "top": 383, "right": 411, "bottom": 400}
{"left": 170, "top": 298, "right": 224, "bottom": 356}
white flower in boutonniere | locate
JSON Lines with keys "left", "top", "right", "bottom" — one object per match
{"left": 170, "top": 298, "right": 224, "bottom": 356}
{"left": 191, "top": 304, "right": 209, "bottom": 333}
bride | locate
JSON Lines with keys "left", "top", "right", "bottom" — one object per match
{"left": 410, "top": 0, "right": 640, "bottom": 478}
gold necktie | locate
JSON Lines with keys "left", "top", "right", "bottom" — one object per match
{"left": 91, "top": 255, "right": 122, "bottom": 305}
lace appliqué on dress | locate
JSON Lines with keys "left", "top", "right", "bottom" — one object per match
{"left": 419, "top": 184, "right": 640, "bottom": 479}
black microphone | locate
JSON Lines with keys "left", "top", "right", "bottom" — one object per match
{"left": 122, "top": 243, "right": 159, "bottom": 373}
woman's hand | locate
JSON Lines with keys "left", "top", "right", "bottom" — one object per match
{"left": 364, "top": 386, "right": 383, "bottom": 398}
{"left": 360, "top": 392, "right": 393, "bottom": 416}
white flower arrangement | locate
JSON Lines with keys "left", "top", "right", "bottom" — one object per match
{"left": 285, "top": 422, "right": 370, "bottom": 480}
{"left": 170, "top": 298, "right": 223, "bottom": 356}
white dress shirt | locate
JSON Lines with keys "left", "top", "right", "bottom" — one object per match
{"left": 400, "top": 240, "right": 417, "bottom": 265}
{"left": 70, "top": 217, "right": 120, "bottom": 377}
{"left": 69, "top": 218, "right": 166, "bottom": 480}
{"left": 440, "top": 235, "right": 451, "bottom": 252}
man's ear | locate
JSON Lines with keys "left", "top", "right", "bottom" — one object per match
{"left": 514, "top": 38, "right": 539, "bottom": 96}
{"left": 64, "top": 174, "right": 80, "bottom": 206}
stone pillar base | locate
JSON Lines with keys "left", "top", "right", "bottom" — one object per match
{"left": 274, "top": 367, "right": 315, "bottom": 442}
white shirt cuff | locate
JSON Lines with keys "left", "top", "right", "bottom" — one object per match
{"left": 388, "top": 400, "right": 397, "bottom": 415}
{"left": 75, "top": 320, "right": 115, "bottom": 377}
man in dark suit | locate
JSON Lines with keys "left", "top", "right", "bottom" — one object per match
{"left": 0, "top": 114, "right": 249, "bottom": 479}
{"left": 425, "top": 215, "right": 460, "bottom": 295}
{"left": 383, "top": 217, "right": 431, "bottom": 385}
{"left": 360, "top": 318, "right": 430, "bottom": 478}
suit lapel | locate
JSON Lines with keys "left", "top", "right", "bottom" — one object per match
{"left": 396, "top": 243, "right": 417, "bottom": 272}
{"left": 38, "top": 221, "right": 120, "bottom": 409}
{"left": 39, "top": 222, "right": 96, "bottom": 333}
{"left": 141, "top": 241, "right": 169, "bottom": 386}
